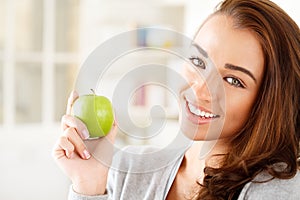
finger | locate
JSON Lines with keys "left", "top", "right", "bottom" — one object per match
{"left": 61, "top": 114, "right": 89, "bottom": 139}
{"left": 52, "top": 136, "right": 75, "bottom": 159}
{"left": 64, "top": 127, "right": 91, "bottom": 160}
{"left": 66, "top": 90, "right": 79, "bottom": 115}
{"left": 60, "top": 136, "right": 75, "bottom": 159}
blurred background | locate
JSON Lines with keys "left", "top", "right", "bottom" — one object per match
{"left": 0, "top": 0, "right": 298, "bottom": 199}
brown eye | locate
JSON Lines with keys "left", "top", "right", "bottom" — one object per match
{"left": 189, "top": 56, "right": 206, "bottom": 69}
{"left": 224, "top": 77, "right": 245, "bottom": 88}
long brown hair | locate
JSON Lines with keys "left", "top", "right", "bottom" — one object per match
{"left": 195, "top": 0, "right": 300, "bottom": 199}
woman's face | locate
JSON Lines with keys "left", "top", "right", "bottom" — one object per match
{"left": 180, "top": 14, "right": 264, "bottom": 140}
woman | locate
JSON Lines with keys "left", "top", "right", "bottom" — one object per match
{"left": 53, "top": 0, "right": 300, "bottom": 199}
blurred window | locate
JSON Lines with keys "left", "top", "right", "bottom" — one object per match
{"left": 0, "top": 0, "right": 80, "bottom": 126}
{"left": 54, "top": 63, "right": 78, "bottom": 121}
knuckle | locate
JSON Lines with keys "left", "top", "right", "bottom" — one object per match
{"left": 63, "top": 116, "right": 77, "bottom": 128}
{"left": 64, "top": 127, "right": 75, "bottom": 137}
{"left": 63, "top": 128, "right": 85, "bottom": 149}
{"left": 61, "top": 115, "right": 70, "bottom": 129}
{"left": 58, "top": 135, "right": 75, "bottom": 151}
{"left": 61, "top": 114, "right": 68, "bottom": 122}
{"left": 59, "top": 135, "right": 68, "bottom": 143}
{"left": 75, "top": 118, "right": 86, "bottom": 131}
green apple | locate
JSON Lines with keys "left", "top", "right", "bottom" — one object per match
{"left": 72, "top": 93, "right": 114, "bottom": 138}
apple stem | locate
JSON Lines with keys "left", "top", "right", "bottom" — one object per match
{"left": 90, "top": 89, "right": 95, "bottom": 95}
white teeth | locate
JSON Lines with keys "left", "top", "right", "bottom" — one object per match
{"left": 187, "top": 102, "right": 218, "bottom": 118}
{"left": 200, "top": 111, "right": 205, "bottom": 117}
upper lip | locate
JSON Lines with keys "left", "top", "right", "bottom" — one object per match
{"left": 185, "top": 97, "right": 213, "bottom": 114}
{"left": 185, "top": 97, "right": 220, "bottom": 118}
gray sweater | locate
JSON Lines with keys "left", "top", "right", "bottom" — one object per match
{"left": 68, "top": 146, "right": 300, "bottom": 200}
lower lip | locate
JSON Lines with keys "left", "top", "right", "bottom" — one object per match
{"left": 185, "top": 100, "right": 216, "bottom": 125}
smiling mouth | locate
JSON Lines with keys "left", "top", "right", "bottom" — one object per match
{"left": 186, "top": 101, "right": 220, "bottom": 119}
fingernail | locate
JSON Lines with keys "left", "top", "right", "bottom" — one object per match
{"left": 67, "top": 151, "right": 73, "bottom": 159}
{"left": 83, "top": 149, "right": 91, "bottom": 159}
{"left": 72, "top": 91, "right": 79, "bottom": 99}
{"left": 82, "top": 129, "right": 90, "bottom": 139}
{"left": 69, "top": 91, "right": 77, "bottom": 101}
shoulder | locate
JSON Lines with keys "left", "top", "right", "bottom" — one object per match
{"left": 239, "top": 170, "right": 300, "bottom": 200}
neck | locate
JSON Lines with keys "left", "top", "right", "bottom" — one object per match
{"left": 187, "top": 139, "right": 229, "bottom": 159}
{"left": 182, "top": 139, "right": 230, "bottom": 177}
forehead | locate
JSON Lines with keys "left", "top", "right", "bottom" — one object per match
{"left": 194, "top": 15, "right": 264, "bottom": 83}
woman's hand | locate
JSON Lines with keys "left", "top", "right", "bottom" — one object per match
{"left": 52, "top": 91, "right": 117, "bottom": 195}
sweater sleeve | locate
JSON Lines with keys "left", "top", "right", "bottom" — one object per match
{"left": 68, "top": 185, "right": 110, "bottom": 200}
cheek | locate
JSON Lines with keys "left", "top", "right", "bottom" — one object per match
{"left": 222, "top": 91, "right": 256, "bottom": 136}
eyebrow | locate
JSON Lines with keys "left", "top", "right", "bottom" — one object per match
{"left": 191, "top": 42, "right": 208, "bottom": 58}
{"left": 225, "top": 63, "right": 257, "bottom": 83}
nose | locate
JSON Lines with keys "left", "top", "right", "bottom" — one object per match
{"left": 190, "top": 77, "right": 211, "bottom": 103}
{"left": 184, "top": 64, "right": 212, "bottom": 102}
